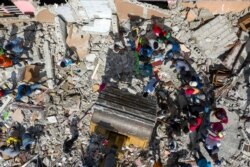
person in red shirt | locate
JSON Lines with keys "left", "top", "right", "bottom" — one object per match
{"left": 213, "top": 108, "right": 228, "bottom": 124}
{"left": 189, "top": 117, "right": 202, "bottom": 132}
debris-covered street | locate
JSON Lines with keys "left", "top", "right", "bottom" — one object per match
{"left": 0, "top": 0, "right": 250, "bottom": 167}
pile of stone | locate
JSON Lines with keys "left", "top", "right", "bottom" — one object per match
{"left": 0, "top": 0, "right": 250, "bottom": 166}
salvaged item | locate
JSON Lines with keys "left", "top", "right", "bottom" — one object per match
{"left": 239, "top": 13, "right": 250, "bottom": 31}
{"left": 212, "top": 69, "right": 231, "bottom": 87}
{"left": 90, "top": 86, "right": 157, "bottom": 149}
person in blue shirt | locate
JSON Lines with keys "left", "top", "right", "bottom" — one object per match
{"left": 165, "top": 41, "right": 181, "bottom": 60}
{"left": 194, "top": 150, "right": 212, "bottom": 167}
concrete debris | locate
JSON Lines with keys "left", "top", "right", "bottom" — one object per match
{"left": 0, "top": 0, "right": 249, "bottom": 167}
{"left": 192, "top": 16, "right": 238, "bottom": 59}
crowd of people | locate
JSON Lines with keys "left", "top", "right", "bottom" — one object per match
{"left": 122, "top": 23, "right": 229, "bottom": 166}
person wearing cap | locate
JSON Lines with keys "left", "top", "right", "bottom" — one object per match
{"left": 185, "top": 88, "right": 200, "bottom": 96}
{"left": 213, "top": 108, "right": 228, "bottom": 124}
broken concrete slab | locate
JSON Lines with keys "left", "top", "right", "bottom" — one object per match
{"left": 182, "top": 1, "right": 250, "bottom": 14}
{"left": 35, "top": 9, "right": 55, "bottom": 23}
{"left": 233, "top": 38, "right": 250, "bottom": 74}
{"left": 43, "top": 41, "right": 55, "bottom": 89}
{"left": 9, "top": 109, "right": 24, "bottom": 123}
{"left": 114, "top": 0, "right": 169, "bottom": 21}
{"left": 11, "top": 102, "right": 45, "bottom": 112}
{"left": 192, "top": 16, "right": 238, "bottom": 59}
{"left": 186, "top": 9, "right": 198, "bottom": 22}
{"left": 81, "top": 19, "right": 111, "bottom": 35}
{"left": 222, "top": 41, "right": 243, "bottom": 70}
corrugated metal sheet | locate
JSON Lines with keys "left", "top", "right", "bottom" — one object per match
{"left": 91, "top": 86, "right": 157, "bottom": 140}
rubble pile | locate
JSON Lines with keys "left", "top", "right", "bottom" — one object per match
{"left": 0, "top": 0, "right": 250, "bottom": 167}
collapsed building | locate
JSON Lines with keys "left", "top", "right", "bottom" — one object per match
{"left": 0, "top": 0, "right": 250, "bottom": 166}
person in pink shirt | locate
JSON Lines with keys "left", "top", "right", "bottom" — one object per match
{"left": 208, "top": 122, "right": 224, "bottom": 140}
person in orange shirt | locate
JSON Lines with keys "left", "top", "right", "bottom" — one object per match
{"left": 0, "top": 54, "right": 13, "bottom": 68}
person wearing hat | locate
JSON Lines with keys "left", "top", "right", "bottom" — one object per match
{"left": 208, "top": 122, "right": 224, "bottom": 140}
{"left": 213, "top": 108, "right": 228, "bottom": 124}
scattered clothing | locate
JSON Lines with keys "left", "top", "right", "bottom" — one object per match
{"left": 22, "top": 133, "right": 34, "bottom": 150}
{"left": 16, "top": 84, "right": 40, "bottom": 101}
{"left": 0, "top": 146, "right": 20, "bottom": 158}
{"left": 0, "top": 55, "right": 13, "bottom": 68}
{"left": 4, "top": 37, "right": 24, "bottom": 55}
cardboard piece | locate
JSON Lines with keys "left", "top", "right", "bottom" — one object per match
{"left": 23, "top": 65, "right": 41, "bottom": 83}
{"left": 66, "top": 25, "right": 90, "bottom": 60}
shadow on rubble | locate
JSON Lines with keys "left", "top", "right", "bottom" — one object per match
{"left": 101, "top": 48, "right": 135, "bottom": 85}
{"left": 9, "top": 24, "right": 18, "bottom": 40}
{"left": 23, "top": 22, "right": 40, "bottom": 51}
